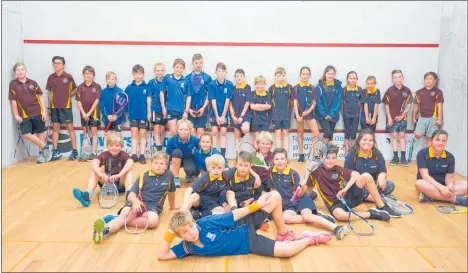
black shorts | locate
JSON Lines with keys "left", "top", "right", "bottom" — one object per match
{"left": 130, "top": 120, "right": 149, "bottom": 129}
{"left": 328, "top": 183, "right": 365, "bottom": 214}
{"left": 50, "top": 108, "right": 73, "bottom": 124}
{"left": 98, "top": 180, "right": 126, "bottom": 193}
{"left": 283, "top": 195, "right": 317, "bottom": 214}
{"left": 194, "top": 194, "right": 221, "bottom": 217}
{"left": 343, "top": 117, "right": 359, "bottom": 140}
{"left": 188, "top": 112, "right": 209, "bottom": 129}
{"left": 271, "top": 120, "right": 291, "bottom": 130}
{"left": 251, "top": 123, "right": 269, "bottom": 132}
{"left": 151, "top": 111, "right": 168, "bottom": 126}
{"left": 19, "top": 115, "right": 46, "bottom": 134}
{"left": 210, "top": 115, "right": 230, "bottom": 127}
{"left": 117, "top": 203, "right": 162, "bottom": 215}
{"left": 81, "top": 118, "right": 101, "bottom": 128}
{"left": 236, "top": 209, "right": 275, "bottom": 257}
{"left": 105, "top": 122, "right": 122, "bottom": 132}
{"left": 166, "top": 110, "right": 183, "bottom": 121}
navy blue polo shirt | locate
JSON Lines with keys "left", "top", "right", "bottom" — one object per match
{"left": 147, "top": 78, "right": 164, "bottom": 112}
{"left": 191, "top": 171, "right": 230, "bottom": 199}
{"left": 269, "top": 82, "right": 293, "bottom": 121}
{"left": 251, "top": 90, "right": 272, "bottom": 125}
{"left": 416, "top": 147, "right": 455, "bottom": 185}
{"left": 166, "top": 135, "right": 199, "bottom": 159}
{"left": 163, "top": 74, "right": 190, "bottom": 113}
{"left": 226, "top": 168, "right": 258, "bottom": 202}
{"left": 231, "top": 82, "right": 252, "bottom": 118}
{"left": 129, "top": 170, "right": 176, "bottom": 212}
{"left": 360, "top": 88, "right": 381, "bottom": 120}
{"left": 342, "top": 85, "right": 362, "bottom": 118}
{"left": 171, "top": 212, "right": 249, "bottom": 258}
{"left": 125, "top": 80, "right": 149, "bottom": 120}
{"left": 292, "top": 82, "right": 317, "bottom": 117}
{"left": 193, "top": 147, "right": 228, "bottom": 171}
{"left": 208, "top": 79, "right": 234, "bottom": 117}
{"left": 266, "top": 166, "right": 300, "bottom": 207}
{"left": 186, "top": 71, "right": 212, "bottom": 110}
{"left": 344, "top": 149, "right": 386, "bottom": 181}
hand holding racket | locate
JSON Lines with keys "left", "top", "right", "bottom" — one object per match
{"left": 124, "top": 176, "right": 150, "bottom": 234}
{"left": 98, "top": 158, "right": 119, "bottom": 209}
{"left": 290, "top": 186, "right": 302, "bottom": 202}
{"left": 339, "top": 198, "right": 375, "bottom": 236}
{"left": 105, "top": 92, "right": 129, "bottom": 132}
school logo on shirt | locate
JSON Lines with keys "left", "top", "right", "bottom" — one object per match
{"left": 431, "top": 92, "right": 435, "bottom": 96}
{"left": 332, "top": 173, "right": 339, "bottom": 180}
{"left": 402, "top": 92, "right": 407, "bottom": 97}
{"left": 143, "top": 89, "right": 147, "bottom": 94}
{"left": 206, "top": 232, "right": 216, "bottom": 241}
{"left": 29, "top": 84, "right": 34, "bottom": 90}
{"left": 180, "top": 82, "right": 185, "bottom": 88}
{"left": 63, "top": 78, "right": 68, "bottom": 84}
{"left": 224, "top": 88, "right": 227, "bottom": 94}
{"left": 92, "top": 87, "right": 97, "bottom": 93}
{"left": 201, "top": 79, "right": 204, "bottom": 85}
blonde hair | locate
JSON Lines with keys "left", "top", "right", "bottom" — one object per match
{"left": 170, "top": 210, "right": 194, "bottom": 235}
{"left": 13, "top": 62, "right": 26, "bottom": 72}
{"left": 153, "top": 62, "right": 165, "bottom": 71}
{"left": 106, "top": 133, "right": 124, "bottom": 147}
{"left": 105, "top": 71, "right": 117, "bottom": 80}
{"left": 177, "top": 118, "right": 194, "bottom": 131}
{"left": 254, "top": 75, "right": 266, "bottom": 85}
{"left": 205, "top": 154, "right": 226, "bottom": 168}
{"left": 256, "top": 132, "right": 274, "bottom": 145}
{"left": 275, "top": 67, "right": 286, "bottom": 75}
{"left": 151, "top": 151, "right": 168, "bottom": 165}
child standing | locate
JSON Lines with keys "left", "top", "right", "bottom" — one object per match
{"left": 9, "top": 62, "right": 52, "bottom": 163}
{"left": 412, "top": 72, "right": 444, "bottom": 147}
{"left": 230, "top": 69, "right": 252, "bottom": 147}
{"left": 186, "top": 53, "right": 212, "bottom": 137}
{"left": 293, "top": 66, "right": 320, "bottom": 163}
{"left": 100, "top": 72, "right": 125, "bottom": 146}
{"left": 250, "top": 76, "right": 272, "bottom": 147}
{"left": 147, "top": 63, "right": 167, "bottom": 152}
{"left": 208, "top": 62, "right": 233, "bottom": 158}
{"left": 342, "top": 71, "right": 362, "bottom": 154}
{"left": 360, "top": 76, "right": 381, "bottom": 132}
{"left": 162, "top": 58, "right": 191, "bottom": 137}
{"left": 76, "top": 65, "right": 101, "bottom": 159}
{"left": 383, "top": 70, "right": 413, "bottom": 166}
{"left": 269, "top": 67, "right": 293, "bottom": 150}
{"left": 316, "top": 65, "right": 342, "bottom": 143}
{"left": 46, "top": 56, "right": 78, "bottom": 161}
{"left": 125, "top": 65, "right": 149, "bottom": 164}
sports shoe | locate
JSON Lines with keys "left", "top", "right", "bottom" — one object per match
{"left": 42, "top": 144, "right": 53, "bottom": 162}
{"left": 93, "top": 218, "right": 105, "bottom": 244}
{"left": 378, "top": 204, "right": 401, "bottom": 218}
{"left": 419, "top": 192, "right": 434, "bottom": 203}
{"left": 88, "top": 153, "right": 98, "bottom": 161}
{"left": 333, "top": 225, "right": 348, "bottom": 240}
{"left": 186, "top": 176, "right": 193, "bottom": 183}
{"left": 318, "top": 211, "right": 336, "bottom": 223}
{"left": 102, "top": 214, "right": 117, "bottom": 224}
{"left": 51, "top": 149, "right": 62, "bottom": 161}
{"left": 36, "top": 151, "right": 46, "bottom": 164}
{"left": 138, "top": 154, "right": 146, "bottom": 164}
{"left": 131, "top": 154, "right": 138, "bottom": 162}
{"left": 276, "top": 230, "right": 302, "bottom": 242}
{"left": 69, "top": 149, "right": 78, "bottom": 161}
{"left": 400, "top": 157, "right": 408, "bottom": 167}
{"left": 368, "top": 208, "right": 390, "bottom": 221}
{"left": 174, "top": 177, "right": 181, "bottom": 188}
{"left": 190, "top": 208, "right": 202, "bottom": 220}
{"left": 298, "top": 154, "right": 305, "bottom": 163}
{"left": 389, "top": 156, "right": 399, "bottom": 166}
{"left": 72, "top": 188, "right": 90, "bottom": 207}
{"left": 301, "top": 231, "right": 332, "bottom": 245}
{"left": 455, "top": 196, "right": 468, "bottom": 207}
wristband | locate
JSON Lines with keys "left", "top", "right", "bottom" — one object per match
{"left": 164, "top": 231, "right": 176, "bottom": 244}
{"left": 247, "top": 203, "right": 260, "bottom": 213}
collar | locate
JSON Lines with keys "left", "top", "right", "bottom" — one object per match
{"left": 274, "top": 82, "right": 288, "bottom": 88}
{"left": 234, "top": 170, "right": 250, "bottom": 183}
{"left": 256, "top": 90, "right": 267, "bottom": 96}
{"left": 393, "top": 85, "right": 404, "bottom": 91}
{"left": 366, "top": 87, "right": 377, "bottom": 94}
{"left": 325, "top": 81, "right": 335, "bottom": 87}
{"left": 54, "top": 71, "right": 65, "bottom": 77}
{"left": 15, "top": 78, "right": 29, "bottom": 84}
{"left": 201, "top": 148, "right": 213, "bottom": 155}
{"left": 155, "top": 77, "right": 164, "bottom": 84}
{"left": 132, "top": 80, "right": 146, "bottom": 86}
{"left": 424, "top": 86, "right": 436, "bottom": 91}
{"left": 428, "top": 147, "right": 447, "bottom": 158}
{"left": 272, "top": 165, "right": 291, "bottom": 175}
{"left": 171, "top": 73, "right": 184, "bottom": 80}
{"left": 235, "top": 82, "right": 247, "bottom": 89}
{"left": 216, "top": 79, "right": 226, "bottom": 85}
{"left": 299, "top": 82, "right": 311, "bottom": 87}
{"left": 84, "top": 81, "right": 94, "bottom": 87}
{"left": 346, "top": 85, "right": 358, "bottom": 91}
{"left": 149, "top": 170, "right": 157, "bottom": 176}
{"left": 357, "top": 150, "right": 373, "bottom": 158}
{"left": 209, "top": 173, "right": 224, "bottom": 182}
{"left": 177, "top": 135, "right": 190, "bottom": 144}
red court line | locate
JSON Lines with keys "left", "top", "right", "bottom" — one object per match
{"left": 23, "top": 39, "right": 439, "bottom": 48}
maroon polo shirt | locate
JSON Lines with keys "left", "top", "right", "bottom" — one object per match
{"left": 76, "top": 81, "right": 102, "bottom": 119}
{"left": 307, "top": 165, "right": 352, "bottom": 208}
{"left": 382, "top": 85, "right": 413, "bottom": 120}
{"left": 96, "top": 150, "right": 131, "bottom": 175}
{"left": 415, "top": 87, "right": 444, "bottom": 118}
{"left": 46, "top": 72, "right": 77, "bottom": 109}
{"left": 252, "top": 151, "right": 274, "bottom": 182}
{"left": 8, "top": 78, "right": 44, "bottom": 118}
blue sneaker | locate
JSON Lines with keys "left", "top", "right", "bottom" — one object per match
{"left": 93, "top": 218, "right": 105, "bottom": 244}
{"left": 455, "top": 196, "right": 467, "bottom": 207}
{"left": 51, "top": 149, "right": 62, "bottom": 161}
{"left": 419, "top": 193, "right": 434, "bottom": 203}
{"left": 69, "top": 149, "right": 78, "bottom": 161}
{"left": 73, "top": 188, "right": 90, "bottom": 207}
{"left": 174, "top": 177, "right": 181, "bottom": 188}
{"left": 102, "top": 214, "right": 117, "bottom": 224}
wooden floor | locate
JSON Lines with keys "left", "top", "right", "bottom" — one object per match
{"left": 2, "top": 158, "right": 467, "bottom": 272}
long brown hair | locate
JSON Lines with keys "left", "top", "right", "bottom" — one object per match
{"left": 352, "top": 128, "right": 378, "bottom": 157}
{"left": 321, "top": 65, "right": 336, "bottom": 83}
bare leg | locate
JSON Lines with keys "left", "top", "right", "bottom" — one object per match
{"left": 301, "top": 209, "right": 335, "bottom": 231}
{"left": 332, "top": 207, "right": 371, "bottom": 221}
{"left": 306, "top": 119, "right": 320, "bottom": 141}
{"left": 220, "top": 127, "right": 228, "bottom": 150}
{"left": 22, "top": 133, "right": 46, "bottom": 149}
{"left": 154, "top": 126, "right": 162, "bottom": 147}
{"left": 282, "top": 129, "right": 289, "bottom": 151}
{"left": 168, "top": 119, "right": 177, "bottom": 137}
{"left": 91, "top": 127, "right": 98, "bottom": 153}
{"left": 196, "top": 128, "right": 205, "bottom": 138}
{"left": 391, "top": 132, "right": 398, "bottom": 153}
{"left": 52, "top": 123, "right": 60, "bottom": 149}
{"left": 283, "top": 210, "right": 305, "bottom": 224}
{"left": 226, "top": 190, "right": 237, "bottom": 208}
{"left": 121, "top": 170, "right": 134, "bottom": 191}
{"left": 344, "top": 139, "right": 349, "bottom": 154}
{"left": 416, "top": 179, "right": 453, "bottom": 202}
{"left": 130, "top": 127, "right": 138, "bottom": 155}
{"left": 127, "top": 211, "right": 159, "bottom": 228}
{"left": 398, "top": 132, "right": 406, "bottom": 152}
{"left": 275, "top": 129, "right": 282, "bottom": 148}
{"left": 259, "top": 191, "right": 288, "bottom": 235}
{"left": 66, "top": 123, "right": 77, "bottom": 149}
{"left": 211, "top": 126, "right": 219, "bottom": 149}
{"left": 241, "top": 122, "right": 250, "bottom": 135}
{"left": 138, "top": 128, "right": 147, "bottom": 155}
{"left": 234, "top": 128, "right": 241, "bottom": 147}
{"left": 273, "top": 237, "right": 313, "bottom": 257}
{"left": 170, "top": 158, "right": 182, "bottom": 177}
{"left": 454, "top": 180, "right": 468, "bottom": 196}
{"left": 297, "top": 121, "right": 304, "bottom": 154}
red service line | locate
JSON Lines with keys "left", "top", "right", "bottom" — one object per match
{"left": 23, "top": 39, "right": 439, "bottom": 48}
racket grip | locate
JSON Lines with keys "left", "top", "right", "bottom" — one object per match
{"left": 105, "top": 121, "right": 113, "bottom": 132}
{"left": 290, "top": 186, "right": 301, "bottom": 202}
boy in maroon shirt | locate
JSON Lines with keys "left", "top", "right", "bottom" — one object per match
{"left": 76, "top": 66, "right": 102, "bottom": 159}
{"left": 46, "top": 56, "right": 78, "bottom": 161}
{"left": 8, "top": 62, "right": 52, "bottom": 163}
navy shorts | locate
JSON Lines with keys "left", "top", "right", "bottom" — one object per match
{"left": 232, "top": 116, "right": 252, "bottom": 130}
{"left": 81, "top": 118, "right": 101, "bottom": 128}
{"left": 328, "top": 183, "right": 365, "bottom": 214}
{"left": 51, "top": 108, "right": 73, "bottom": 124}
{"left": 387, "top": 120, "right": 407, "bottom": 133}
{"left": 166, "top": 110, "right": 183, "bottom": 121}
{"left": 105, "top": 122, "right": 122, "bottom": 132}
{"left": 343, "top": 117, "right": 359, "bottom": 140}
{"left": 19, "top": 115, "right": 46, "bottom": 134}
{"left": 236, "top": 209, "right": 275, "bottom": 257}
{"left": 188, "top": 112, "right": 209, "bottom": 129}
{"left": 210, "top": 115, "right": 230, "bottom": 127}
{"left": 195, "top": 194, "right": 221, "bottom": 217}
{"left": 283, "top": 195, "right": 317, "bottom": 214}
{"left": 251, "top": 123, "right": 269, "bottom": 132}
{"left": 130, "top": 120, "right": 149, "bottom": 129}
{"left": 271, "top": 120, "right": 291, "bottom": 130}
{"left": 151, "top": 111, "right": 167, "bottom": 126}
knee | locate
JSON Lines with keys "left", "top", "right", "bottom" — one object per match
{"left": 415, "top": 133, "right": 423, "bottom": 139}
{"left": 415, "top": 179, "right": 426, "bottom": 191}
{"left": 241, "top": 125, "right": 250, "bottom": 134}
{"left": 220, "top": 130, "right": 227, "bottom": 137}
{"left": 361, "top": 172, "right": 374, "bottom": 182}
{"left": 226, "top": 190, "right": 235, "bottom": 199}
{"left": 148, "top": 216, "right": 159, "bottom": 229}
{"left": 185, "top": 165, "right": 196, "bottom": 177}
{"left": 171, "top": 149, "right": 183, "bottom": 159}
{"left": 268, "top": 191, "right": 282, "bottom": 203}
{"left": 211, "top": 129, "right": 219, "bottom": 137}
{"left": 332, "top": 210, "right": 348, "bottom": 221}
{"left": 53, "top": 124, "right": 60, "bottom": 131}
{"left": 190, "top": 193, "right": 200, "bottom": 203}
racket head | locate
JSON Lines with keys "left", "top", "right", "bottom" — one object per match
{"left": 98, "top": 182, "right": 119, "bottom": 208}
{"left": 339, "top": 198, "right": 375, "bottom": 236}
{"left": 236, "top": 141, "right": 268, "bottom": 168}
{"left": 383, "top": 196, "right": 414, "bottom": 215}
{"left": 112, "top": 92, "right": 129, "bottom": 115}
{"left": 304, "top": 139, "right": 328, "bottom": 173}
{"left": 436, "top": 205, "right": 468, "bottom": 214}
{"left": 124, "top": 202, "right": 150, "bottom": 234}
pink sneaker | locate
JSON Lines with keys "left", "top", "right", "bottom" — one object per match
{"left": 276, "top": 230, "right": 302, "bottom": 242}
{"left": 301, "top": 231, "right": 332, "bottom": 245}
